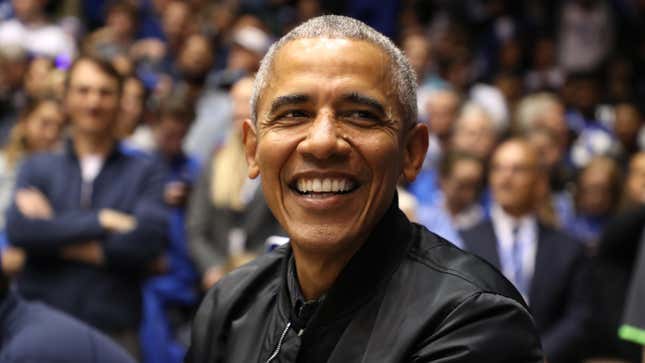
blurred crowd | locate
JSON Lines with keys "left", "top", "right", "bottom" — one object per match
{"left": 0, "top": 0, "right": 644, "bottom": 362}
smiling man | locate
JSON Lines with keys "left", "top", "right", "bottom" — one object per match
{"left": 187, "top": 15, "right": 543, "bottom": 363}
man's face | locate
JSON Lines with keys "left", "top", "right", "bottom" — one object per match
{"left": 244, "top": 38, "right": 427, "bottom": 255}
{"left": 441, "top": 158, "right": 483, "bottom": 215}
{"left": 426, "top": 90, "right": 459, "bottom": 140}
{"left": 490, "top": 141, "right": 539, "bottom": 217}
{"left": 155, "top": 116, "right": 190, "bottom": 157}
{"left": 452, "top": 111, "right": 497, "bottom": 160}
{"left": 65, "top": 60, "right": 120, "bottom": 137}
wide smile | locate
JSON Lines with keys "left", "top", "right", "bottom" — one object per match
{"left": 288, "top": 175, "right": 360, "bottom": 199}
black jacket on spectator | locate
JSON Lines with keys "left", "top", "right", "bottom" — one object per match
{"left": 0, "top": 290, "right": 135, "bottom": 363}
{"left": 589, "top": 207, "right": 645, "bottom": 362}
{"left": 5, "top": 141, "right": 168, "bottom": 332}
{"left": 461, "top": 220, "right": 592, "bottom": 363}
{"left": 187, "top": 201, "right": 543, "bottom": 362}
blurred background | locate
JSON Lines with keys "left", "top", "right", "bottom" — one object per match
{"left": 0, "top": 0, "right": 644, "bottom": 362}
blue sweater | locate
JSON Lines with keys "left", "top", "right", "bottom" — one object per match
{"left": 5, "top": 140, "right": 168, "bottom": 332}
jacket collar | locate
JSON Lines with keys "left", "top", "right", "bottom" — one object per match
{"left": 280, "top": 194, "right": 414, "bottom": 331}
{"left": 64, "top": 137, "right": 124, "bottom": 163}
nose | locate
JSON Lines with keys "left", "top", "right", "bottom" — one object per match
{"left": 297, "top": 111, "right": 349, "bottom": 161}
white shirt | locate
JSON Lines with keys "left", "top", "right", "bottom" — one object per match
{"left": 79, "top": 155, "right": 104, "bottom": 207}
{"left": 490, "top": 204, "right": 538, "bottom": 302}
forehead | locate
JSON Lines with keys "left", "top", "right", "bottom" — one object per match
{"left": 258, "top": 38, "right": 395, "bottom": 111}
{"left": 68, "top": 61, "right": 118, "bottom": 87}
{"left": 493, "top": 142, "right": 536, "bottom": 166}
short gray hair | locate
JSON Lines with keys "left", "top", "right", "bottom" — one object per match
{"left": 250, "top": 15, "right": 418, "bottom": 127}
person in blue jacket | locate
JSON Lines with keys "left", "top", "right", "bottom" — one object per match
{"left": 0, "top": 249, "right": 137, "bottom": 363}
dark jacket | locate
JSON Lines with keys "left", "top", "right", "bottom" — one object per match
{"left": 461, "top": 220, "right": 592, "bottom": 363}
{"left": 186, "top": 201, "right": 544, "bottom": 362}
{"left": 0, "top": 291, "right": 135, "bottom": 363}
{"left": 5, "top": 141, "right": 168, "bottom": 332}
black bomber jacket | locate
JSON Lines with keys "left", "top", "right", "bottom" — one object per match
{"left": 186, "top": 200, "right": 544, "bottom": 362}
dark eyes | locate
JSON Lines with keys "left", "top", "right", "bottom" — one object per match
{"left": 272, "top": 109, "right": 382, "bottom": 126}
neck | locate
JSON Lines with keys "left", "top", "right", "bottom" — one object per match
{"left": 73, "top": 133, "right": 115, "bottom": 158}
{"left": 291, "top": 243, "right": 362, "bottom": 301}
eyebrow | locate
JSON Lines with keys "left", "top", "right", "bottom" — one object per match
{"left": 268, "top": 94, "right": 311, "bottom": 115}
{"left": 340, "top": 92, "right": 386, "bottom": 116}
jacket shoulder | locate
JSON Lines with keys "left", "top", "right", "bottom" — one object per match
{"left": 189, "top": 246, "right": 288, "bottom": 359}
{"left": 408, "top": 223, "right": 525, "bottom": 305}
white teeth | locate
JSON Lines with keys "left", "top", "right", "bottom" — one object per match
{"left": 312, "top": 179, "right": 322, "bottom": 192}
{"left": 322, "top": 178, "right": 331, "bottom": 192}
{"left": 295, "top": 178, "right": 356, "bottom": 193}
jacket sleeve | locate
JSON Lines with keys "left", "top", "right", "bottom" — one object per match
{"left": 411, "top": 292, "right": 544, "bottom": 363}
{"left": 186, "top": 158, "right": 226, "bottom": 274}
{"left": 5, "top": 158, "right": 105, "bottom": 252}
{"left": 540, "top": 246, "right": 592, "bottom": 362}
{"left": 102, "top": 160, "right": 169, "bottom": 270}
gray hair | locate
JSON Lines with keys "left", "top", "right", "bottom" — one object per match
{"left": 250, "top": 15, "right": 418, "bottom": 126}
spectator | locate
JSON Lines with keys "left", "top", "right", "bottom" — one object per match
{"left": 0, "top": 252, "right": 136, "bottom": 363}
{"left": 557, "top": 0, "right": 614, "bottom": 74}
{"left": 407, "top": 88, "right": 461, "bottom": 205}
{"left": 118, "top": 76, "right": 155, "bottom": 152}
{"left": 0, "top": 97, "right": 65, "bottom": 232}
{"left": 0, "top": 97, "right": 64, "bottom": 277}
{"left": 417, "top": 151, "right": 485, "bottom": 248}
{"left": 184, "top": 21, "right": 272, "bottom": 162}
{"left": 567, "top": 156, "right": 622, "bottom": 249}
{"left": 590, "top": 152, "right": 645, "bottom": 361}
{"left": 525, "top": 36, "right": 564, "bottom": 92}
{"left": 461, "top": 139, "right": 592, "bottom": 363}
{"left": 0, "top": 0, "right": 77, "bottom": 59}
{"left": 83, "top": 1, "right": 139, "bottom": 60}
{"left": 5, "top": 55, "right": 168, "bottom": 359}
{"left": 613, "top": 102, "right": 644, "bottom": 167}
{"left": 0, "top": 45, "right": 28, "bottom": 144}
{"left": 187, "top": 76, "right": 282, "bottom": 291}
{"left": 140, "top": 90, "right": 200, "bottom": 363}
{"left": 619, "top": 224, "right": 645, "bottom": 360}
{"left": 451, "top": 102, "right": 500, "bottom": 161}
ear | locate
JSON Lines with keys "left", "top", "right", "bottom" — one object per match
{"left": 242, "top": 118, "right": 260, "bottom": 179}
{"left": 401, "top": 123, "right": 429, "bottom": 183}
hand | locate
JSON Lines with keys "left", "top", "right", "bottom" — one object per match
{"left": 15, "top": 188, "right": 53, "bottom": 218}
{"left": 164, "top": 181, "right": 189, "bottom": 207}
{"left": 1, "top": 246, "right": 25, "bottom": 276}
{"left": 99, "top": 209, "right": 137, "bottom": 233}
{"left": 202, "top": 266, "right": 225, "bottom": 290}
{"left": 61, "top": 241, "right": 104, "bottom": 266}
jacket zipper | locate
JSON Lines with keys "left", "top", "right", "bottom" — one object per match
{"left": 266, "top": 321, "right": 292, "bottom": 363}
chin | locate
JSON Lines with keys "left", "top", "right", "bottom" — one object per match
{"left": 288, "top": 225, "right": 361, "bottom": 255}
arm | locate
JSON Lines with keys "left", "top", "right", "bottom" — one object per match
{"left": 411, "top": 292, "right": 544, "bottom": 362}
{"left": 540, "top": 250, "right": 592, "bottom": 362}
{"left": 101, "top": 160, "right": 169, "bottom": 271}
{"left": 5, "top": 162, "right": 105, "bottom": 251}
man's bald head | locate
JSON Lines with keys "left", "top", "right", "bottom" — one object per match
{"left": 490, "top": 139, "right": 541, "bottom": 217}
